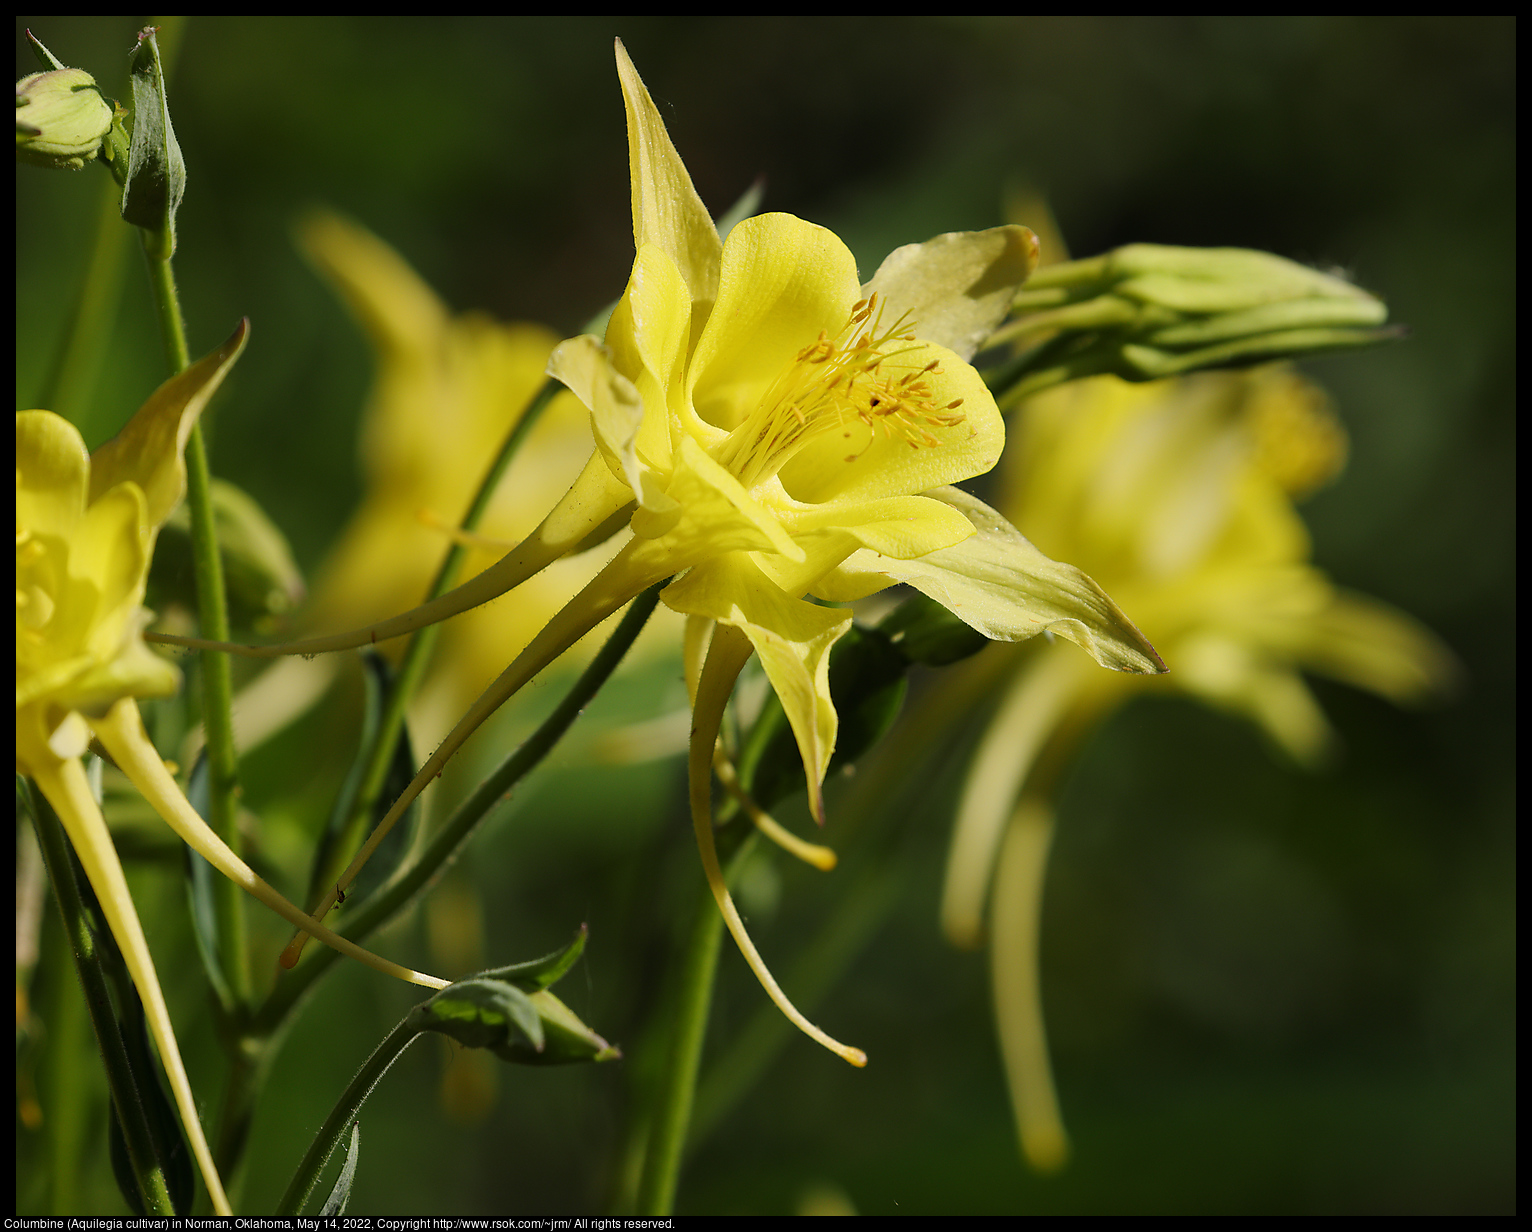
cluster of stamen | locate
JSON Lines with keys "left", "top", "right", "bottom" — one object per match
{"left": 720, "top": 294, "right": 968, "bottom": 490}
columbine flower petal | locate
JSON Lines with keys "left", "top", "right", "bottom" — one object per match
{"left": 862, "top": 224, "right": 1040, "bottom": 362}
{"left": 824, "top": 486, "right": 1167, "bottom": 674}
{"left": 616, "top": 38, "right": 721, "bottom": 312}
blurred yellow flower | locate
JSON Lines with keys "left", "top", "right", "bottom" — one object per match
{"left": 16, "top": 327, "right": 449, "bottom": 1214}
{"left": 941, "top": 364, "right": 1456, "bottom": 1170}
{"left": 294, "top": 208, "right": 605, "bottom": 748}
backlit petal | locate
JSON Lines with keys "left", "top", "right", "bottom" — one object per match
{"left": 616, "top": 38, "right": 721, "bottom": 313}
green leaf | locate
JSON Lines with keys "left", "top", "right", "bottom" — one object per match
{"left": 182, "top": 750, "right": 235, "bottom": 1014}
{"left": 405, "top": 937, "right": 620, "bottom": 1067}
{"left": 24, "top": 29, "right": 68, "bottom": 71}
{"left": 407, "top": 978, "right": 545, "bottom": 1055}
{"left": 878, "top": 590, "right": 991, "bottom": 667}
{"left": 479, "top": 924, "right": 589, "bottom": 992}
{"left": 305, "top": 651, "right": 421, "bottom": 912}
{"left": 318, "top": 1122, "right": 360, "bottom": 1217}
{"left": 121, "top": 26, "right": 185, "bottom": 258}
{"left": 67, "top": 827, "right": 194, "bottom": 1215}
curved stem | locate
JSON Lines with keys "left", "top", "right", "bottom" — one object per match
{"left": 275, "top": 1018, "right": 421, "bottom": 1216}
{"left": 254, "top": 582, "right": 664, "bottom": 1032}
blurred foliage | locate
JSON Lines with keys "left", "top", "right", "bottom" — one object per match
{"left": 16, "top": 16, "right": 1513, "bottom": 1215}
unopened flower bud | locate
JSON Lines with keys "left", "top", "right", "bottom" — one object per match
{"left": 16, "top": 68, "right": 114, "bottom": 170}
{"left": 990, "top": 243, "right": 1402, "bottom": 405}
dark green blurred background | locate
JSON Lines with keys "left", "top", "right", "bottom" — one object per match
{"left": 16, "top": 17, "right": 1514, "bottom": 1215}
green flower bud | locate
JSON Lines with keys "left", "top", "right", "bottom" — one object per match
{"left": 989, "top": 243, "right": 1403, "bottom": 405}
{"left": 16, "top": 68, "right": 114, "bottom": 170}
{"left": 404, "top": 928, "right": 619, "bottom": 1066}
{"left": 152, "top": 479, "right": 306, "bottom": 632}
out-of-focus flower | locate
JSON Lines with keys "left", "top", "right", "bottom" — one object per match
{"left": 295, "top": 208, "right": 605, "bottom": 749}
{"left": 941, "top": 365, "right": 1456, "bottom": 1170}
{"left": 16, "top": 328, "right": 448, "bottom": 1213}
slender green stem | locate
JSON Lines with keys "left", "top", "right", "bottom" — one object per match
{"left": 253, "top": 581, "right": 665, "bottom": 1034}
{"left": 275, "top": 1018, "right": 421, "bottom": 1216}
{"left": 634, "top": 833, "right": 757, "bottom": 1217}
{"left": 25, "top": 782, "right": 176, "bottom": 1216}
{"left": 308, "top": 377, "right": 564, "bottom": 917}
{"left": 143, "top": 247, "right": 249, "bottom": 1005}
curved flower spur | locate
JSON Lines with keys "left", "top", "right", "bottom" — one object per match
{"left": 151, "top": 42, "right": 1165, "bottom": 1065}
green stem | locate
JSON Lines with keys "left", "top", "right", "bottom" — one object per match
{"left": 308, "top": 378, "right": 564, "bottom": 917}
{"left": 634, "top": 835, "right": 756, "bottom": 1217}
{"left": 24, "top": 782, "right": 176, "bottom": 1216}
{"left": 253, "top": 581, "right": 665, "bottom": 1034}
{"left": 275, "top": 1018, "right": 421, "bottom": 1216}
{"left": 143, "top": 247, "right": 249, "bottom": 1006}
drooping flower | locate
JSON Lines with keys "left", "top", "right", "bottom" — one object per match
{"left": 16, "top": 327, "right": 450, "bottom": 1213}
{"left": 938, "top": 364, "right": 1456, "bottom": 1168}
{"left": 168, "top": 43, "right": 1165, "bottom": 1065}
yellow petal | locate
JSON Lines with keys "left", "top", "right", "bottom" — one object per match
{"left": 827, "top": 487, "right": 1166, "bottom": 675}
{"left": 632, "top": 434, "right": 803, "bottom": 562}
{"left": 775, "top": 338, "right": 1005, "bottom": 507}
{"left": 759, "top": 492, "right": 976, "bottom": 597}
{"left": 88, "top": 321, "right": 249, "bottom": 536}
{"left": 603, "top": 242, "right": 696, "bottom": 466}
{"left": 862, "top": 225, "right": 1040, "bottom": 362}
{"left": 688, "top": 212, "right": 861, "bottom": 433}
{"left": 663, "top": 553, "right": 850, "bottom": 821}
{"left": 615, "top": 39, "right": 721, "bottom": 312}
{"left": 1282, "top": 588, "right": 1459, "bottom": 704}
{"left": 16, "top": 410, "right": 89, "bottom": 542}
{"left": 547, "top": 334, "right": 670, "bottom": 512}
{"left": 1171, "top": 633, "right": 1333, "bottom": 766}
{"left": 297, "top": 209, "right": 450, "bottom": 369}
{"left": 28, "top": 754, "right": 232, "bottom": 1215}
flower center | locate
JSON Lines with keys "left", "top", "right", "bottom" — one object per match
{"left": 716, "top": 293, "right": 967, "bottom": 492}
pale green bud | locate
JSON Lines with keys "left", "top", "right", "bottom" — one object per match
{"left": 989, "top": 243, "right": 1402, "bottom": 405}
{"left": 16, "top": 68, "right": 114, "bottom": 170}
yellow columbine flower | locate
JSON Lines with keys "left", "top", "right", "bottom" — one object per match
{"left": 16, "top": 327, "right": 450, "bottom": 1214}
{"left": 940, "top": 365, "right": 1456, "bottom": 1169}
{"left": 298, "top": 208, "right": 609, "bottom": 742}
{"left": 171, "top": 42, "right": 1165, "bottom": 1065}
